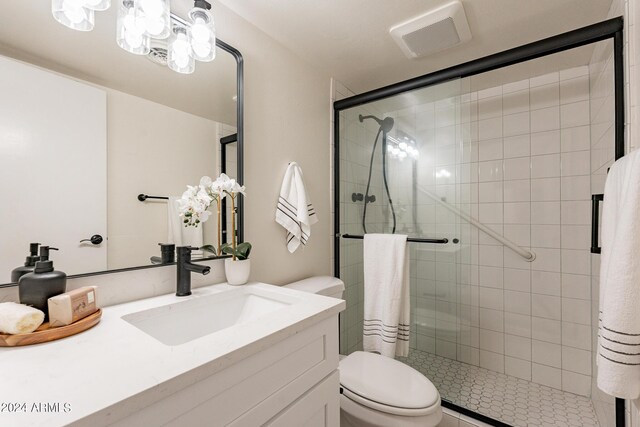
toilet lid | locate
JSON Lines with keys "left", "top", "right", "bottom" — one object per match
{"left": 339, "top": 351, "right": 439, "bottom": 415}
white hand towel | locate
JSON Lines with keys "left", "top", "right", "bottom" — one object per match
{"left": 168, "top": 196, "right": 203, "bottom": 256}
{"left": 275, "top": 162, "right": 318, "bottom": 253}
{"left": 363, "top": 233, "right": 410, "bottom": 358}
{"left": 0, "top": 302, "right": 44, "bottom": 334}
{"left": 597, "top": 149, "right": 640, "bottom": 399}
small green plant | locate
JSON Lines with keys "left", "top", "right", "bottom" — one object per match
{"left": 221, "top": 242, "right": 252, "bottom": 261}
{"left": 200, "top": 245, "right": 217, "bottom": 256}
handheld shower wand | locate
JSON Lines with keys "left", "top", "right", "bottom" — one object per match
{"left": 359, "top": 114, "right": 397, "bottom": 235}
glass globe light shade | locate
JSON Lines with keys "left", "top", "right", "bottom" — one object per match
{"left": 116, "top": 0, "right": 150, "bottom": 55}
{"left": 168, "top": 26, "right": 195, "bottom": 74}
{"left": 134, "top": 0, "right": 170, "bottom": 39}
{"left": 52, "top": 0, "right": 95, "bottom": 31}
{"left": 188, "top": 7, "right": 216, "bottom": 62}
{"left": 83, "top": 0, "right": 111, "bottom": 11}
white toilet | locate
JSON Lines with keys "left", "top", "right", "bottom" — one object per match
{"left": 284, "top": 276, "right": 442, "bottom": 427}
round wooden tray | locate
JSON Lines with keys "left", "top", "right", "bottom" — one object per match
{"left": 0, "top": 309, "right": 102, "bottom": 347}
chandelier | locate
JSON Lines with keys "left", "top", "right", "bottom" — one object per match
{"left": 51, "top": 0, "right": 216, "bottom": 74}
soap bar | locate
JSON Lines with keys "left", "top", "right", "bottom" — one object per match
{"left": 48, "top": 286, "right": 99, "bottom": 328}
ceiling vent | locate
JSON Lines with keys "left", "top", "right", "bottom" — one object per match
{"left": 390, "top": 1, "right": 471, "bottom": 59}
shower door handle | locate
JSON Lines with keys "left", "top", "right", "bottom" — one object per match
{"left": 591, "top": 194, "right": 604, "bottom": 254}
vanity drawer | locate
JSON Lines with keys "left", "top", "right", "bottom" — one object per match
{"left": 235, "top": 370, "right": 340, "bottom": 427}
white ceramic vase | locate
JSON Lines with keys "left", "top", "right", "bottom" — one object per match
{"left": 225, "top": 258, "right": 250, "bottom": 285}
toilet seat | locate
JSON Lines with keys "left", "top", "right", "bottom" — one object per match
{"left": 339, "top": 351, "right": 440, "bottom": 416}
{"left": 341, "top": 387, "right": 440, "bottom": 417}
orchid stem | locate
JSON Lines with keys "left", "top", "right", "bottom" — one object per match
{"left": 216, "top": 197, "right": 221, "bottom": 257}
{"left": 231, "top": 194, "right": 236, "bottom": 261}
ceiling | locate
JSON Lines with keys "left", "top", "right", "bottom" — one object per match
{"left": 0, "top": 1, "right": 237, "bottom": 124}
{"left": 219, "top": 0, "right": 613, "bottom": 94}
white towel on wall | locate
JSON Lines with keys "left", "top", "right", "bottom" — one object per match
{"left": 275, "top": 162, "right": 318, "bottom": 253}
{"left": 168, "top": 196, "right": 203, "bottom": 255}
{"left": 597, "top": 149, "right": 640, "bottom": 399}
{"left": 363, "top": 233, "right": 410, "bottom": 358}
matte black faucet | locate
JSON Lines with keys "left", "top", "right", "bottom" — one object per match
{"left": 176, "top": 246, "right": 211, "bottom": 296}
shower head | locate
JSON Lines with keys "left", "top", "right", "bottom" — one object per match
{"left": 358, "top": 114, "right": 395, "bottom": 133}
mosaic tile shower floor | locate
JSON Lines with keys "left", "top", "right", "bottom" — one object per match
{"left": 397, "top": 350, "right": 600, "bottom": 427}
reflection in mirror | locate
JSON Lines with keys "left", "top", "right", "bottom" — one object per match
{"left": 0, "top": 1, "right": 242, "bottom": 284}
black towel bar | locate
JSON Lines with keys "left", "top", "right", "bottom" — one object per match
{"left": 341, "top": 234, "right": 448, "bottom": 244}
{"left": 138, "top": 194, "right": 169, "bottom": 202}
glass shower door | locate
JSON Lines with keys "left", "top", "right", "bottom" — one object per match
{"left": 338, "top": 78, "right": 468, "bottom": 361}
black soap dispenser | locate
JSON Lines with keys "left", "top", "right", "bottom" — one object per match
{"left": 38, "top": 245, "right": 57, "bottom": 261}
{"left": 10, "top": 243, "right": 41, "bottom": 283}
{"left": 18, "top": 246, "right": 66, "bottom": 320}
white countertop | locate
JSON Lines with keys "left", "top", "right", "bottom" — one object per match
{"left": 0, "top": 282, "right": 344, "bottom": 427}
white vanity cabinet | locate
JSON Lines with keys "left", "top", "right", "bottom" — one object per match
{"left": 105, "top": 316, "right": 340, "bottom": 427}
{"left": 0, "top": 283, "right": 344, "bottom": 427}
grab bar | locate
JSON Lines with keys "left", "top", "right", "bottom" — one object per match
{"left": 341, "top": 234, "right": 448, "bottom": 244}
{"left": 417, "top": 186, "right": 536, "bottom": 262}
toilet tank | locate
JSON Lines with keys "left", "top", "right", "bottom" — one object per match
{"left": 284, "top": 276, "right": 345, "bottom": 299}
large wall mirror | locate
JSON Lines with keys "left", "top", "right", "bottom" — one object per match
{"left": 0, "top": 1, "right": 243, "bottom": 285}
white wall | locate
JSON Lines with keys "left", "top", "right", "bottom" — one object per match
{"left": 214, "top": 3, "right": 332, "bottom": 285}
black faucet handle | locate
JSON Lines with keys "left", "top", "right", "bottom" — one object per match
{"left": 176, "top": 246, "right": 201, "bottom": 257}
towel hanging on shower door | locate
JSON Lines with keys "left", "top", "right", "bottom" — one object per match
{"left": 275, "top": 162, "right": 318, "bottom": 253}
{"left": 363, "top": 233, "right": 410, "bottom": 358}
{"left": 597, "top": 149, "right": 640, "bottom": 399}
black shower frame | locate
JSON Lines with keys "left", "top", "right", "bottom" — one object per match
{"left": 333, "top": 17, "right": 625, "bottom": 427}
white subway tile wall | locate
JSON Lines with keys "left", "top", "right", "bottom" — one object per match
{"left": 446, "top": 66, "right": 594, "bottom": 396}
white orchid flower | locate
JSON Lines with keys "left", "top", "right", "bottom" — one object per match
{"left": 179, "top": 174, "right": 245, "bottom": 227}
{"left": 211, "top": 173, "right": 231, "bottom": 198}
{"left": 199, "top": 210, "right": 212, "bottom": 223}
{"left": 230, "top": 182, "right": 246, "bottom": 197}
{"left": 183, "top": 185, "right": 198, "bottom": 198}
{"left": 214, "top": 173, "right": 234, "bottom": 192}
{"left": 199, "top": 176, "right": 213, "bottom": 188}
{"left": 196, "top": 187, "right": 212, "bottom": 205}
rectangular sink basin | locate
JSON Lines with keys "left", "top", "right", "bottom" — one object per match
{"left": 122, "top": 287, "right": 297, "bottom": 346}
